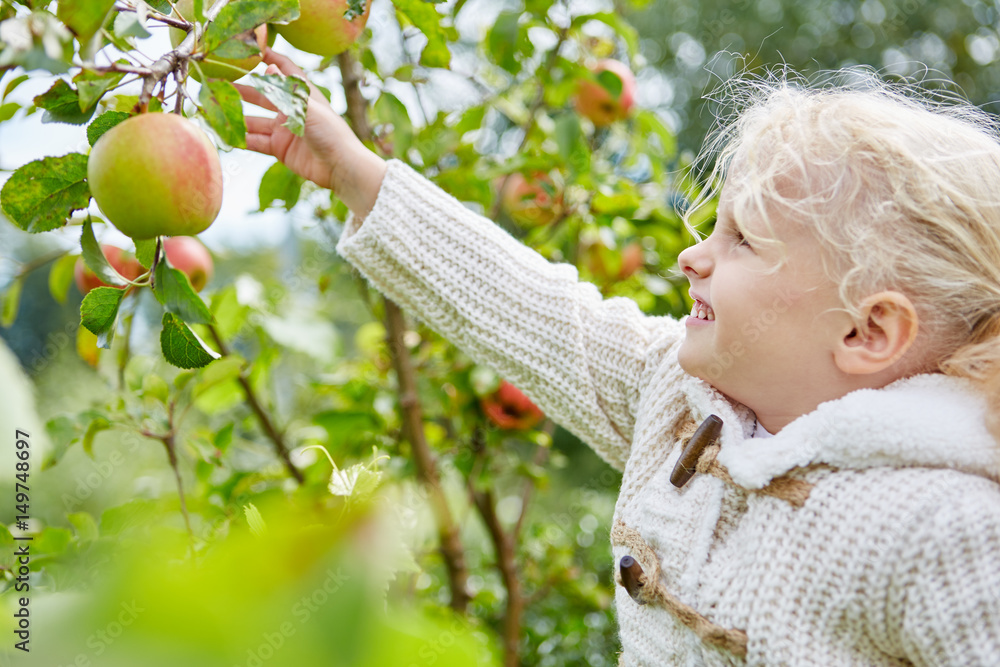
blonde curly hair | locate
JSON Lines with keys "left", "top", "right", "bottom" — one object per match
{"left": 685, "top": 68, "right": 1000, "bottom": 436}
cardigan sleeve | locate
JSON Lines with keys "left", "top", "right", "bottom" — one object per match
{"left": 335, "top": 160, "right": 685, "bottom": 471}
{"left": 882, "top": 477, "right": 1000, "bottom": 666}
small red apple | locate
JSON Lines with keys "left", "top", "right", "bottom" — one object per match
{"left": 481, "top": 381, "right": 545, "bottom": 431}
{"left": 582, "top": 239, "right": 644, "bottom": 282}
{"left": 73, "top": 245, "right": 144, "bottom": 296}
{"left": 499, "top": 172, "right": 564, "bottom": 227}
{"left": 618, "top": 241, "right": 644, "bottom": 280}
{"left": 573, "top": 59, "right": 637, "bottom": 127}
{"left": 163, "top": 236, "right": 214, "bottom": 292}
{"left": 276, "top": 0, "right": 371, "bottom": 57}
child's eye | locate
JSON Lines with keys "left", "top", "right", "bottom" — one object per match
{"left": 732, "top": 228, "right": 752, "bottom": 250}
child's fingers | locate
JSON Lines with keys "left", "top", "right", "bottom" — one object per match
{"left": 245, "top": 115, "right": 278, "bottom": 134}
{"left": 245, "top": 132, "right": 274, "bottom": 156}
{"left": 261, "top": 47, "right": 306, "bottom": 76}
{"left": 233, "top": 83, "right": 279, "bottom": 112}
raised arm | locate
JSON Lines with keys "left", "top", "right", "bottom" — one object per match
{"left": 238, "top": 51, "right": 685, "bottom": 470}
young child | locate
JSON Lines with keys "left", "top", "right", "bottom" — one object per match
{"left": 237, "top": 51, "right": 1000, "bottom": 665}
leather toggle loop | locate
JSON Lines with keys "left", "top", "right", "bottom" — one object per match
{"left": 619, "top": 555, "right": 646, "bottom": 604}
{"left": 670, "top": 414, "right": 723, "bottom": 488}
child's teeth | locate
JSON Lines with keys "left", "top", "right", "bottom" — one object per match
{"left": 706, "top": 310, "right": 714, "bottom": 321}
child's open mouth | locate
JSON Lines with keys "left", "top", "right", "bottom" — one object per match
{"left": 690, "top": 298, "right": 715, "bottom": 321}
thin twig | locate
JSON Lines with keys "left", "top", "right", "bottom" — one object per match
{"left": 207, "top": 325, "right": 305, "bottom": 483}
{"left": 339, "top": 49, "right": 472, "bottom": 614}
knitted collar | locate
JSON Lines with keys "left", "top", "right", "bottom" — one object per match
{"left": 680, "top": 372, "right": 1000, "bottom": 490}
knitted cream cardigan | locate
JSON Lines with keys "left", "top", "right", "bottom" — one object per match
{"left": 336, "top": 160, "right": 1000, "bottom": 666}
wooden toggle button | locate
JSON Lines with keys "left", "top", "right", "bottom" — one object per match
{"left": 619, "top": 555, "right": 646, "bottom": 603}
{"left": 670, "top": 414, "right": 723, "bottom": 488}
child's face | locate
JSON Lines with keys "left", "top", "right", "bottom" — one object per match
{"left": 676, "top": 182, "right": 851, "bottom": 430}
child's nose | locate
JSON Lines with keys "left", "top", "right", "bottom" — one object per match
{"left": 678, "top": 241, "right": 712, "bottom": 280}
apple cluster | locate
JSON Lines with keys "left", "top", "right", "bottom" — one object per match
{"left": 74, "top": 238, "right": 214, "bottom": 296}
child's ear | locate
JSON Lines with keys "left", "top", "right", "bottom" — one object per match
{"left": 833, "top": 291, "right": 919, "bottom": 375}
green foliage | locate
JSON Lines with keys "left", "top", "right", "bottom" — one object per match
{"left": 0, "top": 152, "right": 90, "bottom": 233}
{"left": 197, "top": 78, "right": 246, "bottom": 148}
{"left": 159, "top": 312, "right": 220, "bottom": 368}
{"left": 247, "top": 72, "right": 310, "bottom": 136}
{"left": 203, "top": 0, "right": 298, "bottom": 53}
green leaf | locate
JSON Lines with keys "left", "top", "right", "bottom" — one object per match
{"left": 0, "top": 102, "right": 19, "bottom": 122}
{"left": 244, "top": 503, "right": 266, "bottom": 537}
{"left": 1, "top": 279, "right": 23, "bottom": 328}
{"left": 48, "top": 253, "right": 78, "bottom": 305}
{"left": 257, "top": 161, "right": 303, "bottom": 211}
{"left": 596, "top": 69, "right": 623, "bottom": 98}
{"left": 160, "top": 312, "right": 220, "bottom": 369}
{"left": 571, "top": 12, "right": 639, "bottom": 57}
{"left": 198, "top": 79, "right": 246, "bottom": 148}
{"left": 134, "top": 238, "right": 157, "bottom": 269}
{"left": 57, "top": 0, "right": 116, "bottom": 43}
{"left": 209, "top": 286, "right": 248, "bottom": 340}
{"left": 247, "top": 73, "right": 309, "bottom": 137}
{"left": 80, "top": 218, "right": 129, "bottom": 287}
{"left": 153, "top": 260, "right": 213, "bottom": 325}
{"left": 554, "top": 112, "right": 582, "bottom": 162}
{"left": 204, "top": 0, "right": 298, "bottom": 52}
{"left": 42, "top": 415, "right": 78, "bottom": 470}
{"left": 0, "top": 153, "right": 90, "bottom": 233}
{"left": 80, "top": 286, "right": 125, "bottom": 349}
{"left": 373, "top": 92, "right": 413, "bottom": 157}
{"left": 67, "top": 512, "right": 99, "bottom": 543}
{"left": 213, "top": 422, "right": 234, "bottom": 451}
{"left": 208, "top": 30, "right": 261, "bottom": 60}
{"left": 2, "top": 74, "right": 30, "bottom": 103}
{"left": 33, "top": 79, "right": 97, "bottom": 124}
{"left": 73, "top": 66, "right": 125, "bottom": 111}
{"left": 81, "top": 416, "right": 111, "bottom": 459}
{"left": 141, "top": 374, "right": 170, "bottom": 403}
{"left": 112, "top": 10, "right": 151, "bottom": 39}
{"left": 87, "top": 110, "right": 130, "bottom": 146}
{"left": 394, "top": 0, "right": 451, "bottom": 68}
{"left": 486, "top": 11, "right": 520, "bottom": 74}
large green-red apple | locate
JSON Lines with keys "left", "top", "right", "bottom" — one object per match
{"left": 276, "top": 0, "right": 371, "bottom": 57}
{"left": 169, "top": 0, "right": 270, "bottom": 82}
{"left": 73, "top": 245, "right": 143, "bottom": 295}
{"left": 573, "top": 59, "right": 637, "bottom": 127}
{"left": 499, "top": 172, "right": 564, "bottom": 227}
{"left": 87, "top": 113, "right": 223, "bottom": 240}
{"left": 163, "top": 236, "right": 214, "bottom": 292}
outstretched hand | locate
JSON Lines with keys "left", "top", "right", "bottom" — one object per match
{"left": 235, "top": 48, "right": 386, "bottom": 218}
